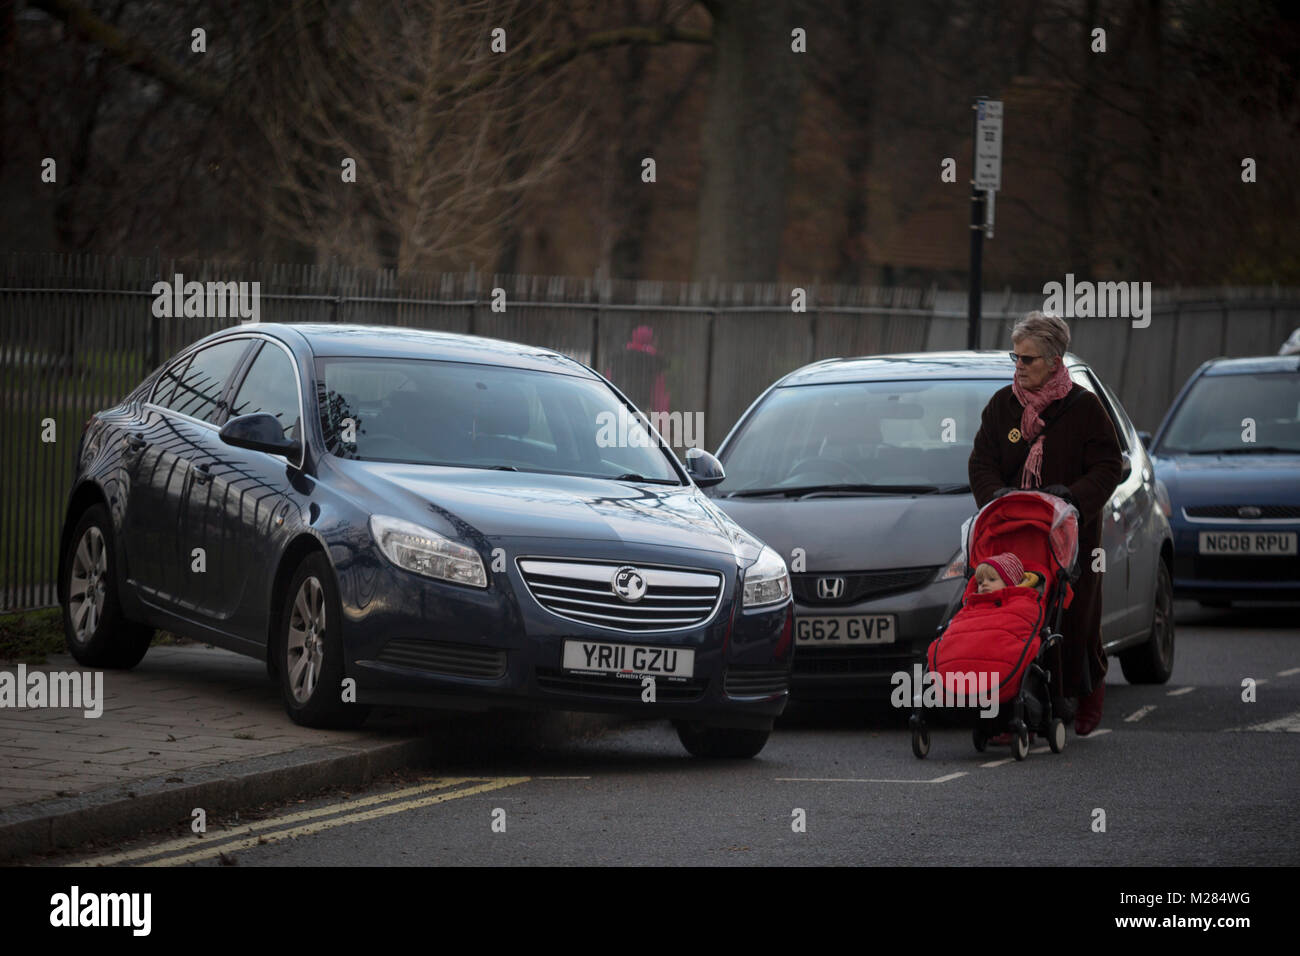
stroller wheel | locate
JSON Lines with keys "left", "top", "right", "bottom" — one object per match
{"left": 972, "top": 728, "right": 988, "bottom": 753}
{"left": 1012, "top": 722, "right": 1030, "bottom": 761}
{"left": 911, "top": 721, "right": 930, "bottom": 759}
{"left": 1049, "top": 718, "right": 1067, "bottom": 753}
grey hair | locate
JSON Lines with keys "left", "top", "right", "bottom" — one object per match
{"left": 1011, "top": 311, "right": 1071, "bottom": 361}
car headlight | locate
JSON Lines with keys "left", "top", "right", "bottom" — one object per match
{"left": 743, "top": 545, "right": 791, "bottom": 608}
{"left": 935, "top": 548, "right": 967, "bottom": 582}
{"left": 369, "top": 515, "right": 487, "bottom": 588}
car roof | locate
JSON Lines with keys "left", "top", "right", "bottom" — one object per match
{"left": 1199, "top": 355, "right": 1300, "bottom": 376}
{"left": 204, "top": 323, "right": 596, "bottom": 377}
{"left": 776, "top": 350, "right": 1087, "bottom": 386}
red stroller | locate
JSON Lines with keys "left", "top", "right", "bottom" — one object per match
{"left": 909, "top": 490, "right": 1079, "bottom": 761}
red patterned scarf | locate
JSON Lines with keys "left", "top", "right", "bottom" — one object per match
{"left": 1012, "top": 360, "right": 1073, "bottom": 488}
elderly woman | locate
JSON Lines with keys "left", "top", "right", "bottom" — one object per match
{"left": 968, "top": 312, "right": 1122, "bottom": 735}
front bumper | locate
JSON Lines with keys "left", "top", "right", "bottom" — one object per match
{"left": 1170, "top": 523, "right": 1300, "bottom": 601}
{"left": 334, "top": 544, "right": 794, "bottom": 730}
{"left": 789, "top": 576, "right": 965, "bottom": 699}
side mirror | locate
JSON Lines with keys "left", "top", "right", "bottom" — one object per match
{"left": 685, "top": 447, "right": 726, "bottom": 488}
{"left": 1137, "top": 431, "right": 1152, "bottom": 449}
{"left": 220, "top": 413, "right": 301, "bottom": 460}
{"left": 1119, "top": 450, "right": 1133, "bottom": 480}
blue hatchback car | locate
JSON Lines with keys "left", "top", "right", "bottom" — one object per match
{"left": 1147, "top": 355, "right": 1300, "bottom": 605}
{"left": 58, "top": 324, "right": 794, "bottom": 758}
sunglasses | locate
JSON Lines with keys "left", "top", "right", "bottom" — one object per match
{"left": 1009, "top": 352, "right": 1042, "bottom": 366}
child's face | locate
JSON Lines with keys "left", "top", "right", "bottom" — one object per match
{"left": 975, "top": 564, "right": 1007, "bottom": 594}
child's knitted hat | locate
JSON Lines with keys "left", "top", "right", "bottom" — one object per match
{"left": 983, "top": 552, "right": 1024, "bottom": 586}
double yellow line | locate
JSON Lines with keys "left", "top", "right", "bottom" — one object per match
{"left": 69, "top": 777, "right": 530, "bottom": 867}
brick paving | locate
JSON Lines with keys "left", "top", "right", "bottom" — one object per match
{"left": 0, "top": 645, "right": 413, "bottom": 811}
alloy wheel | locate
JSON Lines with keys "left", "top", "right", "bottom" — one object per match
{"left": 286, "top": 576, "right": 326, "bottom": 704}
{"left": 68, "top": 526, "right": 108, "bottom": 645}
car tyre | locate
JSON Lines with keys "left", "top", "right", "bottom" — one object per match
{"left": 675, "top": 722, "right": 770, "bottom": 759}
{"left": 61, "top": 504, "right": 153, "bottom": 668}
{"left": 1120, "top": 560, "right": 1175, "bottom": 684}
{"left": 278, "top": 552, "right": 370, "bottom": 729}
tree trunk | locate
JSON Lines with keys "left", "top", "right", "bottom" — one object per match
{"left": 1065, "top": 0, "right": 1101, "bottom": 275}
{"left": 693, "top": 0, "right": 803, "bottom": 282}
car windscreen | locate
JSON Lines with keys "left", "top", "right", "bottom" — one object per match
{"left": 1154, "top": 371, "right": 1300, "bottom": 454}
{"left": 715, "top": 378, "right": 1001, "bottom": 496}
{"left": 316, "top": 357, "right": 682, "bottom": 482}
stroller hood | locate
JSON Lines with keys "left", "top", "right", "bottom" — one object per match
{"left": 961, "top": 491, "right": 1080, "bottom": 580}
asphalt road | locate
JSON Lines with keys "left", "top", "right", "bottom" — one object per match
{"left": 52, "top": 602, "right": 1299, "bottom": 867}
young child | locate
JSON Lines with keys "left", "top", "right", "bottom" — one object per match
{"left": 973, "top": 552, "right": 1041, "bottom": 593}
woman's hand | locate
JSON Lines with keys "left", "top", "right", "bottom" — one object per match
{"left": 1040, "top": 483, "right": 1077, "bottom": 507}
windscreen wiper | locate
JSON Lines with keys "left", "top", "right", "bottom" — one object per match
{"left": 612, "top": 472, "right": 680, "bottom": 484}
{"left": 1190, "top": 446, "right": 1298, "bottom": 455}
{"left": 724, "top": 483, "right": 959, "bottom": 499}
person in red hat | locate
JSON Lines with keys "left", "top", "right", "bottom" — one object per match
{"left": 973, "top": 552, "right": 1040, "bottom": 594}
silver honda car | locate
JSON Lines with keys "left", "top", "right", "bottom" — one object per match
{"left": 708, "top": 351, "right": 1175, "bottom": 699}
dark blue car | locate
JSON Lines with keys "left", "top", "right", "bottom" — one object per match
{"left": 57, "top": 324, "right": 793, "bottom": 758}
{"left": 1147, "top": 355, "right": 1300, "bottom": 605}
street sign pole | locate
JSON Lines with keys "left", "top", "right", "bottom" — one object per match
{"left": 969, "top": 97, "right": 1003, "bottom": 351}
{"left": 968, "top": 151, "right": 984, "bottom": 351}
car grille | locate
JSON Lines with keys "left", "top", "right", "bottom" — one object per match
{"left": 534, "top": 668, "right": 707, "bottom": 702}
{"left": 1184, "top": 505, "right": 1300, "bottom": 520}
{"left": 724, "top": 669, "right": 790, "bottom": 697}
{"left": 517, "top": 558, "right": 724, "bottom": 632}
{"left": 375, "top": 639, "right": 507, "bottom": 679}
{"left": 791, "top": 567, "right": 941, "bottom": 606}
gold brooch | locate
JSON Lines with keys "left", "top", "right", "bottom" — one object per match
{"left": 1008, "top": 427, "right": 1021, "bottom": 443}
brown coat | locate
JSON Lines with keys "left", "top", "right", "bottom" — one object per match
{"left": 968, "top": 383, "right": 1123, "bottom": 697}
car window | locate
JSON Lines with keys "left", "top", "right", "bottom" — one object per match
{"left": 316, "top": 357, "right": 681, "bottom": 482}
{"left": 152, "top": 355, "right": 191, "bottom": 409}
{"left": 162, "top": 339, "right": 250, "bottom": 424}
{"left": 228, "top": 342, "right": 302, "bottom": 442}
{"left": 1155, "top": 371, "right": 1300, "bottom": 454}
{"left": 1069, "top": 368, "right": 1129, "bottom": 452}
{"left": 1098, "top": 378, "right": 1139, "bottom": 452}
{"left": 715, "top": 379, "right": 999, "bottom": 493}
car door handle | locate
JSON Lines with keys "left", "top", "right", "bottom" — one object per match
{"left": 192, "top": 462, "right": 213, "bottom": 484}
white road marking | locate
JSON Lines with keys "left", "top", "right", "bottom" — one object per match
{"left": 1253, "top": 678, "right": 1270, "bottom": 685}
{"left": 534, "top": 775, "right": 592, "bottom": 779}
{"left": 1237, "top": 711, "right": 1300, "bottom": 733}
{"left": 1075, "top": 728, "right": 1112, "bottom": 739}
{"left": 775, "top": 772, "right": 968, "bottom": 784}
{"left": 1125, "top": 705, "right": 1157, "bottom": 722}
{"left": 1277, "top": 668, "right": 1300, "bottom": 677}
{"left": 1030, "top": 745, "right": 1050, "bottom": 754}
{"left": 980, "top": 758, "right": 1015, "bottom": 768}
{"left": 1167, "top": 686, "right": 1196, "bottom": 696}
